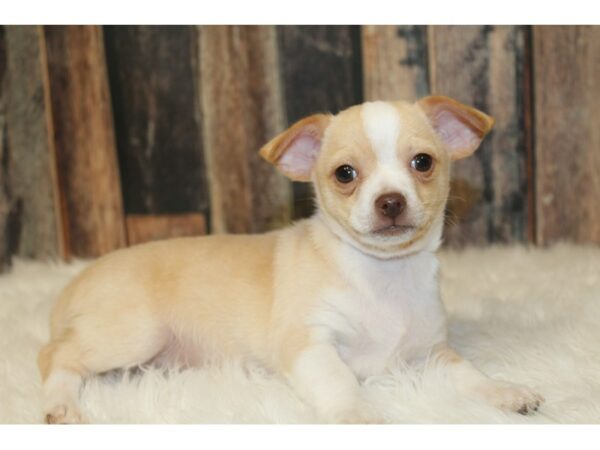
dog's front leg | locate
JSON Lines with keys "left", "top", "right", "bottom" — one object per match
{"left": 288, "top": 343, "right": 371, "bottom": 423}
{"left": 432, "top": 344, "right": 544, "bottom": 415}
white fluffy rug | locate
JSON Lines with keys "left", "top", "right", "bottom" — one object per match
{"left": 1, "top": 244, "right": 600, "bottom": 424}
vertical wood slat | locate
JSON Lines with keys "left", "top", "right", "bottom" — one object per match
{"left": 533, "top": 26, "right": 600, "bottom": 244}
{"left": 429, "top": 25, "right": 529, "bottom": 246}
{"left": 44, "top": 26, "right": 126, "bottom": 257}
{"left": 103, "top": 26, "right": 209, "bottom": 220}
{"left": 278, "top": 25, "right": 363, "bottom": 219}
{"left": 0, "top": 26, "right": 63, "bottom": 269}
{"left": 0, "top": 27, "right": 6, "bottom": 268}
{"left": 522, "top": 27, "right": 536, "bottom": 244}
{"left": 278, "top": 26, "right": 363, "bottom": 122}
{"left": 362, "top": 25, "right": 429, "bottom": 102}
{"left": 199, "top": 25, "right": 290, "bottom": 234}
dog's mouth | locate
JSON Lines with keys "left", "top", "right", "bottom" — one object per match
{"left": 371, "top": 224, "right": 416, "bottom": 236}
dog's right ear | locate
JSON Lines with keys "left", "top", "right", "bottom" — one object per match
{"left": 259, "top": 114, "right": 332, "bottom": 182}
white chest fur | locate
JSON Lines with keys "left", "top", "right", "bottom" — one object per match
{"left": 309, "top": 246, "right": 447, "bottom": 379}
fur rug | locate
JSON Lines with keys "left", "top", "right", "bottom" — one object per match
{"left": 1, "top": 244, "right": 600, "bottom": 424}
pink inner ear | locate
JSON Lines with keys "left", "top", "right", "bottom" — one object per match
{"left": 277, "top": 133, "right": 321, "bottom": 178}
{"left": 434, "top": 110, "right": 481, "bottom": 157}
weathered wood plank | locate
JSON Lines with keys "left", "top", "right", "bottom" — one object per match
{"left": 533, "top": 26, "right": 600, "bottom": 244}
{"left": 44, "top": 25, "right": 126, "bottom": 257}
{"left": 0, "top": 26, "right": 9, "bottom": 270}
{"left": 277, "top": 25, "right": 363, "bottom": 219}
{"left": 362, "top": 25, "right": 429, "bottom": 102}
{"left": 126, "top": 213, "right": 206, "bottom": 245}
{"left": 103, "top": 26, "right": 209, "bottom": 218}
{"left": 278, "top": 26, "right": 363, "bottom": 122}
{"left": 199, "top": 25, "right": 290, "bottom": 234}
{"left": 1, "top": 26, "right": 63, "bottom": 269}
{"left": 522, "top": 27, "right": 536, "bottom": 244}
{"left": 429, "top": 25, "right": 529, "bottom": 246}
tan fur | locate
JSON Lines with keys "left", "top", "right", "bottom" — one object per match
{"left": 41, "top": 234, "right": 279, "bottom": 372}
{"left": 39, "top": 96, "right": 542, "bottom": 424}
{"left": 314, "top": 101, "right": 451, "bottom": 256}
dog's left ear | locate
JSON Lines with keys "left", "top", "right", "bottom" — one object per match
{"left": 417, "top": 95, "right": 495, "bottom": 160}
{"left": 260, "top": 114, "right": 332, "bottom": 182}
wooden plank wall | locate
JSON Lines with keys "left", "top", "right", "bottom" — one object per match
{"left": 362, "top": 25, "right": 430, "bottom": 102}
{"left": 0, "top": 27, "right": 7, "bottom": 269}
{"left": 533, "top": 26, "right": 600, "bottom": 245}
{"left": 44, "top": 26, "right": 126, "bottom": 258}
{"left": 0, "top": 25, "right": 599, "bottom": 271}
{"left": 1, "top": 26, "right": 64, "bottom": 270}
{"left": 103, "top": 26, "right": 209, "bottom": 242}
{"left": 200, "top": 26, "right": 290, "bottom": 234}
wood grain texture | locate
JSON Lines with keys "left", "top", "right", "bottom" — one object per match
{"left": 44, "top": 26, "right": 126, "bottom": 257}
{"left": 126, "top": 213, "right": 206, "bottom": 245}
{"left": 104, "top": 26, "right": 208, "bottom": 216}
{"left": 522, "top": 26, "right": 536, "bottom": 244}
{"left": 0, "top": 26, "right": 63, "bottom": 269}
{"left": 277, "top": 25, "right": 363, "bottom": 219}
{"left": 199, "top": 25, "right": 290, "bottom": 234}
{"left": 0, "top": 26, "right": 9, "bottom": 269}
{"left": 533, "top": 26, "right": 600, "bottom": 244}
{"left": 429, "top": 25, "right": 529, "bottom": 246}
{"left": 362, "top": 25, "right": 429, "bottom": 102}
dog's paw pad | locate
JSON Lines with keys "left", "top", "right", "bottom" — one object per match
{"left": 517, "top": 400, "right": 540, "bottom": 415}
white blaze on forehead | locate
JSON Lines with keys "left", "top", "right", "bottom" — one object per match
{"left": 350, "top": 101, "right": 424, "bottom": 237}
{"left": 361, "top": 101, "right": 402, "bottom": 166}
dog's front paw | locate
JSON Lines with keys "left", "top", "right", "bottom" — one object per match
{"left": 477, "top": 381, "right": 544, "bottom": 415}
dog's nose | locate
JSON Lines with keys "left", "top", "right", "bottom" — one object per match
{"left": 375, "top": 193, "right": 406, "bottom": 220}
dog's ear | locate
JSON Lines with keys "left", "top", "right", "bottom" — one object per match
{"left": 259, "top": 114, "right": 332, "bottom": 181}
{"left": 416, "top": 96, "right": 495, "bottom": 160}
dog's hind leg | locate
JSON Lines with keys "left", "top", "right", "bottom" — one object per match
{"left": 38, "top": 336, "right": 86, "bottom": 424}
{"left": 38, "top": 319, "right": 168, "bottom": 424}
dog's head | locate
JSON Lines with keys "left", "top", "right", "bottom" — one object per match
{"left": 260, "top": 96, "right": 494, "bottom": 258}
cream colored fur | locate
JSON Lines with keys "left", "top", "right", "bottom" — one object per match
{"left": 36, "top": 97, "right": 542, "bottom": 424}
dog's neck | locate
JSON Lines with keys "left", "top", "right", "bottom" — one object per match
{"left": 306, "top": 212, "right": 441, "bottom": 300}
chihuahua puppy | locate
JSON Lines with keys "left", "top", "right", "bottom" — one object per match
{"left": 38, "top": 96, "right": 543, "bottom": 424}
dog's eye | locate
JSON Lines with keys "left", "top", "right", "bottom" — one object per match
{"left": 411, "top": 154, "right": 433, "bottom": 172}
{"left": 334, "top": 165, "right": 357, "bottom": 183}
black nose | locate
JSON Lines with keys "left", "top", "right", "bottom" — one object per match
{"left": 375, "top": 193, "right": 406, "bottom": 220}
